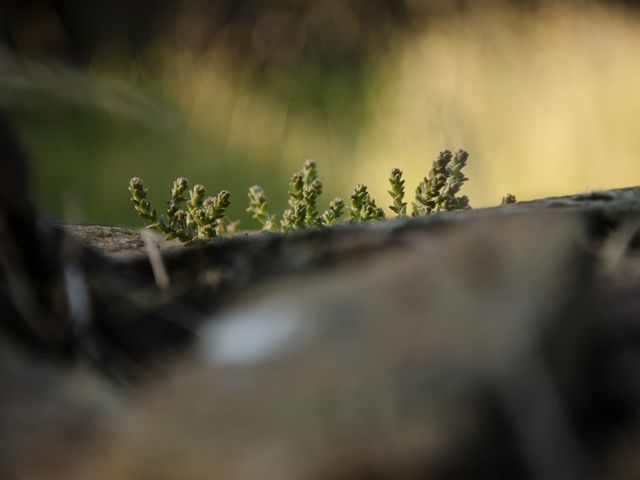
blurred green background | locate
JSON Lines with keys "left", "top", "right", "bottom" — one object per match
{"left": 2, "top": 0, "right": 640, "bottom": 227}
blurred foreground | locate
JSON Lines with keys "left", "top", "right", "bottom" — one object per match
{"left": 2, "top": 1, "right": 640, "bottom": 226}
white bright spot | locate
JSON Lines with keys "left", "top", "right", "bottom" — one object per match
{"left": 198, "top": 298, "right": 304, "bottom": 367}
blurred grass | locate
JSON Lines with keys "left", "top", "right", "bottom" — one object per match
{"left": 6, "top": 2, "right": 640, "bottom": 227}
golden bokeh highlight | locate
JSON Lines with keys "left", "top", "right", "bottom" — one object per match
{"left": 356, "top": 4, "right": 640, "bottom": 207}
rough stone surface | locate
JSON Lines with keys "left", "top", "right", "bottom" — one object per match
{"left": 62, "top": 224, "right": 149, "bottom": 257}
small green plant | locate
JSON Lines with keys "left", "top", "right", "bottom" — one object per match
{"left": 412, "top": 149, "right": 470, "bottom": 216}
{"left": 348, "top": 184, "right": 385, "bottom": 222}
{"left": 278, "top": 160, "right": 324, "bottom": 230}
{"left": 501, "top": 193, "right": 517, "bottom": 205}
{"left": 130, "top": 149, "right": 476, "bottom": 244}
{"left": 246, "top": 185, "right": 278, "bottom": 232}
{"left": 388, "top": 168, "right": 407, "bottom": 217}
{"left": 128, "top": 177, "right": 236, "bottom": 244}
{"left": 322, "top": 197, "right": 346, "bottom": 226}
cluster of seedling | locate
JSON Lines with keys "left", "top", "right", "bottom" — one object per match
{"left": 129, "top": 149, "right": 514, "bottom": 244}
{"left": 246, "top": 159, "right": 388, "bottom": 232}
{"left": 128, "top": 177, "right": 238, "bottom": 244}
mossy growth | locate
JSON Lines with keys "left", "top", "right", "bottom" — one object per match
{"left": 130, "top": 149, "right": 482, "bottom": 244}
